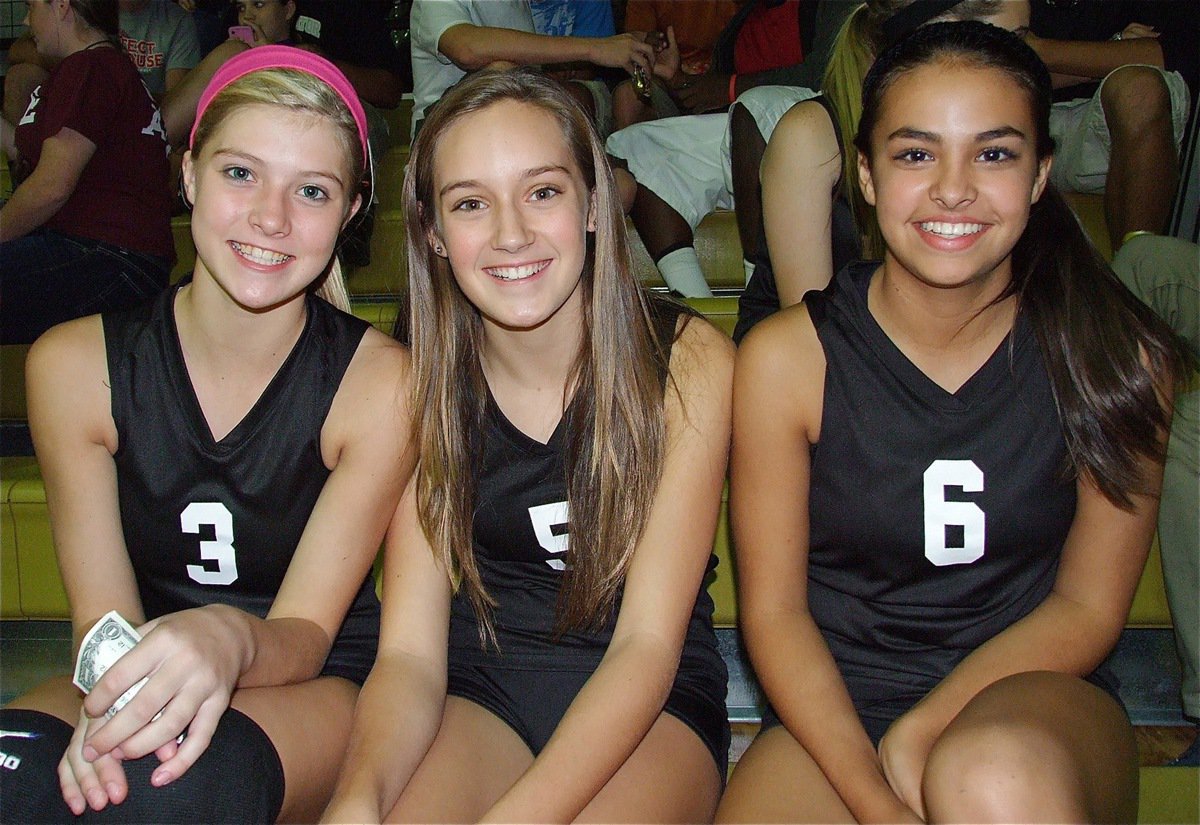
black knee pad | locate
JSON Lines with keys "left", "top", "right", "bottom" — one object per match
{"left": 0, "top": 707, "right": 79, "bottom": 823}
{"left": 79, "top": 707, "right": 285, "bottom": 824}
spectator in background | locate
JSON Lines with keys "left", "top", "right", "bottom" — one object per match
{"left": 1026, "top": 0, "right": 1196, "bottom": 247}
{"left": 118, "top": 0, "right": 201, "bottom": 99}
{"left": 408, "top": 0, "right": 656, "bottom": 139}
{"left": 175, "top": 0, "right": 235, "bottom": 54}
{"left": 612, "top": 0, "right": 737, "bottom": 129}
{"left": 0, "top": 0, "right": 173, "bottom": 345}
{"left": 234, "top": 0, "right": 297, "bottom": 47}
{"left": 529, "top": 0, "right": 621, "bottom": 137}
{"left": 606, "top": 0, "right": 855, "bottom": 297}
{"left": 3, "top": 0, "right": 200, "bottom": 127}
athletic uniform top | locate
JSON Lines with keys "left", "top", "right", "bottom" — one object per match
{"left": 734, "top": 95, "right": 861, "bottom": 343}
{"left": 805, "top": 261, "right": 1076, "bottom": 695}
{"left": 448, "top": 298, "right": 724, "bottom": 668}
{"left": 103, "top": 282, "right": 381, "bottom": 683}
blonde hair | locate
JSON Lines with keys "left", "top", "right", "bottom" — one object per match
{"left": 189, "top": 67, "right": 368, "bottom": 312}
{"left": 402, "top": 69, "right": 675, "bottom": 645}
{"left": 822, "top": 0, "right": 1006, "bottom": 258}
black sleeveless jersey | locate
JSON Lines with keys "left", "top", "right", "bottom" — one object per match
{"left": 805, "top": 262, "right": 1076, "bottom": 691}
{"left": 103, "top": 283, "right": 381, "bottom": 681}
{"left": 448, "top": 298, "right": 724, "bottom": 673}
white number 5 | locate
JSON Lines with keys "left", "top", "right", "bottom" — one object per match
{"left": 529, "top": 501, "right": 570, "bottom": 570}
{"left": 181, "top": 502, "right": 239, "bottom": 585}
{"left": 923, "top": 460, "right": 985, "bottom": 566}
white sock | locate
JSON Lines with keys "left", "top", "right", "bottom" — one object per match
{"left": 743, "top": 257, "right": 755, "bottom": 285}
{"left": 656, "top": 247, "right": 712, "bottom": 298}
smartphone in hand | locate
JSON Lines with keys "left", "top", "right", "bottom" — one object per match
{"left": 228, "top": 25, "right": 255, "bottom": 45}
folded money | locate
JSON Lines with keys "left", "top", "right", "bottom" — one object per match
{"left": 73, "top": 610, "right": 149, "bottom": 719}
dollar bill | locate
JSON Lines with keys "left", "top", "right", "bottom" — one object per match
{"left": 73, "top": 610, "right": 149, "bottom": 719}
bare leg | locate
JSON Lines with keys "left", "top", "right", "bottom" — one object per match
{"left": 385, "top": 697, "right": 533, "bottom": 823}
{"left": 716, "top": 725, "right": 855, "bottom": 824}
{"left": 1100, "top": 65, "right": 1179, "bottom": 244}
{"left": 631, "top": 182, "right": 693, "bottom": 261}
{"left": 729, "top": 101, "right": 768, "bottom": 264}
{"left": 922, "top": 671, "right": 1138, "bottom": 823}
{"left": 576, "top": 713, "right": 721, "bottom": 823}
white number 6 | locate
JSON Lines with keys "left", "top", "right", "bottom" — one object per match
{"left": 181, "top": 502, "right": 239, "bottom": 585}
{"left": 923, "top": 460, "right": 985, "bottom": 566}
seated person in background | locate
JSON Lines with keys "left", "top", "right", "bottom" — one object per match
{"left": 1026, "top": 0, "right": 1196, "bottom": 246}
{"left": 606, "top": 0, "right": 855, "bottom": 298}
{"left": 0, "top": 0, "right": 173, "bottom": 346}
{"left": 119, "top": 0, "right": 202, "bottom": 99}
{"left": 164, "top": 0, "right": 406, "bottom": 159}
{"left": 738, "top": 0, "right": 1029, "bottom": 340}
{"left": 719, "top": 22, "right": 1191, "bottom": 822}
{"left": 1111, "top": 234, "right": 1200, "bottom": 761}
{"left": 611, "top": 0, "right": 738, "bottom": 130}
{"left": 0, "top": 46, "right": 413, "bottom": 822}
{"left": 529, "top": 0, "right": 623, "bottom": 139}
{"left": 3, "top": 0, "right": 200, "bottom": 129}
{"left": 175, "top": 0, "right": 235, "bottom": 54}
{"left": 408, "top": 0, "right": 656, "bottom": 139}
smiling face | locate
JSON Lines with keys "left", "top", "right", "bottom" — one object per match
{"left": 236, "top": 0, "right": 295, "bottom": 46}
{"left": 429, "top": 99, "right": 595, "bottom": 337}
{"left": 183, "top": 103, "right": 360, "bottom": 312}
{"left": 858, "top": 58, "right": 1049, "bottom": 294}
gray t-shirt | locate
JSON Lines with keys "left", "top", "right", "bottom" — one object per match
{"left": 119, "top": 0, "right": 201, "bottom": 98}
{"left": 410, "top": 0, "right": 534, "bottom": 134}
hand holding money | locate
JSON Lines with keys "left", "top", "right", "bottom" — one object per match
{"left": 74, "top": 610, "right": 149, "bottom": 719}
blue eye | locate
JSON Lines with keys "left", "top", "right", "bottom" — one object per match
{"left": 299, "top": 184, "right": 328, "bottom": 202}
{"left": 223, "top": 165, "right": 253, "bottom": 182}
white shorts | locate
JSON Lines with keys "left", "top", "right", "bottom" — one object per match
{"left": 606, "top": 85, "right": 819, "bottom": 229}
{"left": 1049, "top": 66, "right": 1190, "bottom": 195}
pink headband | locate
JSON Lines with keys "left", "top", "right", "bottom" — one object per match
{"left": 189, "top": 45, "right": 370, "bottom": 168}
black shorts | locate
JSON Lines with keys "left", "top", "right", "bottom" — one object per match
{"left": 447, "top": 649, "right": 730, "bottom": 774}
{"left": 759, "top": 665, "right": 1125, "bottom": 747}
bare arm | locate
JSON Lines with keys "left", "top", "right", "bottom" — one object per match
{"left": 761, "top": 100, "right": 843, "bottom": 307}
{"left": 1026, "top": 29, "right": 1164, "bottom": 79}
{"left": 734, "top": 309, "right": 921, "bottom": 823}
{"left": 879, "top": 440, "right": 1166, "bottom": 817}
{"left": 82, "top": 330, "right": 416, "bottom": 783}
{"left": 437, "top": 23, "right": 654, "bottom": 77}
{"left": 321, "top": 486, "right": 453, "bottom": 823}
{"left": 0, "top": 127, "right": 95, "bottom": 241}
{"left": 480, "top": 318, "right": 734, "bottom": 823}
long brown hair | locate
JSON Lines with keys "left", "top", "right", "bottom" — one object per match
{"left": 855, "top": 21, "right": 1194, "bottom": 507}
{"left": 401, "top": 69, "right": 675, "bottom": 644}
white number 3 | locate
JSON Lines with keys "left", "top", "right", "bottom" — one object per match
{"left": 923, "top": 460, "right": 985, "bottom": 566}
{"left": 181, "top": 502, "right": 239, "bottom": 585}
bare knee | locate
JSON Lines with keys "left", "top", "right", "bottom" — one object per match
{"left": 1102, "top": 66, "right": 1172, "bottom": 137}
{"left": 923, "top": 710, "right": 1086, "bottom": 823}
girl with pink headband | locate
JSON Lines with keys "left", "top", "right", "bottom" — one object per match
{"left": 1, "top": 46, "right": 411, "bottom": 823}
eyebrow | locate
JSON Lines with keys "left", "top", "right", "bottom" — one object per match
{"left": 210, "top": 148, "right": 346, "bottom": 186}
{"left": 439, "top": 164, "right": 573, "bottom": 198}
{"left": 886, "top": 126, "right": 1028, "bottom": 143}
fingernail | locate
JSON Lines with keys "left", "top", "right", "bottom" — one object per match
{"left": 87, "top": 789, "right": 106, "bottom": 810}
{"left": 151, "top": 769, "right": 171, "bottom": 787}
{"left": 106, "top": 782, "right": 122, "bottom": 800}
{"left": 82, "top": 745, "right": 97, "bottom": 762}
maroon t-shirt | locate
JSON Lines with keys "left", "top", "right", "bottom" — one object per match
{"left": 14, "top": 45, "right": 174, "bottom": 261}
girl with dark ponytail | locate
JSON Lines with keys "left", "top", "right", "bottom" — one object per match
{"left": 720, "top": 20, "right": 1191, "bottom": 823}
